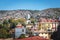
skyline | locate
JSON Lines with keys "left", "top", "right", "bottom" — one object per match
{"left": 0, "top": 0, "right": 60, "bottom": 10}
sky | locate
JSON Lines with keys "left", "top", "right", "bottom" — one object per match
{"left": 0, "top": 0, "right": 60, "bottom": 10}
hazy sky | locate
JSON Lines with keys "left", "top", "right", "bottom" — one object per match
{"left": 0, "top": 0, "right": 60, "bottom": 10}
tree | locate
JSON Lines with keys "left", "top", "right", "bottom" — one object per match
{"left": 0, "top": 24, "right": 3, "bottom": 29}
{"left": 18, "top": 34, "right": 26, "bottom": 38}
{"left": 3, "top": 19, "right": 11, "bottom": 31}
{"left": 10, "top": 22, "right": 17, "bottom": 29}
{"left": 8, "top": 19, "right": 12, "bottom": 23}
{"left": 3, "top": 19, "right": 9, "bottom": 24}
{"left": 30, "top": 18, "right": 36, "bottom": 24}
{"left": 0, "top": 28, "right": 11, "bottom": 38}
{"left": 8, "top": 18, "right": 18, "bottom": 29}
{"left": 17, "top": 18, "right": 26, "bottom": 27}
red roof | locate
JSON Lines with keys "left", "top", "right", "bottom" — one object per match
{"left": 16, "top": 26, "right": 22, "bottom": 28}
{"left": 16, "top": 36, "right": 49, "bottom": 40}
{"left": 16, "top": 24, "right": 23, "bottom": 28}
{"left": 39, "top": 18, "right": 59, "bottom": 22}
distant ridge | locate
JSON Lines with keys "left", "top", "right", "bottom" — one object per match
{"left": 0, "top": 8, "right": 60, "bottom": 19}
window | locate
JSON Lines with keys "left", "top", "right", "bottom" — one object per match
{"left": 22, "top": 29, "right": 24, "bottom": 32}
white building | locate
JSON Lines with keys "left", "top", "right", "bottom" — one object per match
{"left": 15, "top": 24, "right": 26, "bottom": 38}
{"left": 26, "top": 20, "right": 31, "bottom": 24}
{"left": 39, "top": 33, "right": 49, "bottom": 39}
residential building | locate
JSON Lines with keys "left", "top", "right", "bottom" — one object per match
{"left": 15, "top": 23, "right": 26, "bottom": 38}
{"left": 38, "top": 18, "right": 59, "bottom": 32}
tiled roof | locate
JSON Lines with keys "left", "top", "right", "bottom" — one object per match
{"left": 16, "top": 24, "right": 22, "bottom": 28}
{"left": 39, "top": 18, "right": 58, "bottom": 22}
{"left": 16, "top": 36, "right": 49, "bottom": 40}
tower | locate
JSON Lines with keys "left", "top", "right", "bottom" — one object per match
{"left": 26, "top": 14, "right": 30, "bottom": 20}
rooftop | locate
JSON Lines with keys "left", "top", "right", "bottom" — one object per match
{"left": 16, "top": 36, "right": 49, "bottom": 40}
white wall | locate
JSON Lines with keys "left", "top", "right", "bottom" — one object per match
{"left": 15, "top": 27, "right": 26, "bottom": 38}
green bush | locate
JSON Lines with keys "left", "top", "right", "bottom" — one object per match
{"left": 18, "top": 34, "right": 26, "bottom": 39}
{"left": 0, "top": 28, "right": 11, "bottom": 38}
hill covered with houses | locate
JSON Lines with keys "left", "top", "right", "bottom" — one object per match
{"left": 0, "top": 8, "right": 60, "bottom": 39}
{"left": 0, "top": 8, "right": 60, "bottom": 19}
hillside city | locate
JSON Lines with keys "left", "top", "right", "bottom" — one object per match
{"left": 0, "top": 8, "right": 60, "bottom": 40}
{"left": 0, "top": 0, "right": 60, "bottom": 40}
{"left": 0, "top": 10, "right": 60, "bottom": 40}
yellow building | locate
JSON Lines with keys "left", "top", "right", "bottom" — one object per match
{"left": 38, "top": 18, "right": 59, "bottom": 32}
